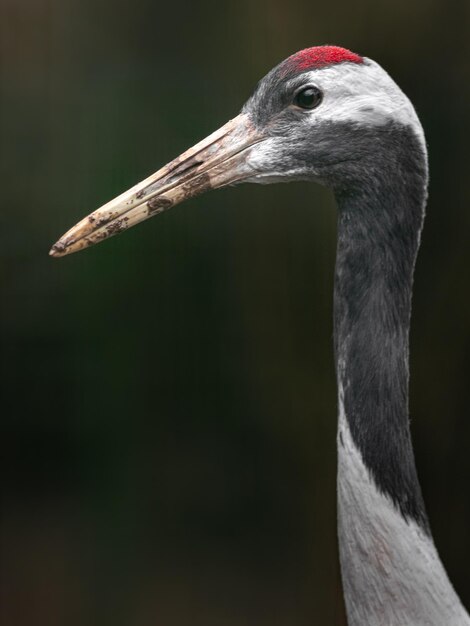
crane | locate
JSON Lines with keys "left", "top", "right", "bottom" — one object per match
{"left": 50, "top": 46, "right": 470, "bottom": 626}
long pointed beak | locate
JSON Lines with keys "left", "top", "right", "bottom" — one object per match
{"left": 50, "top": 114, "right": 263, "bottom": 257}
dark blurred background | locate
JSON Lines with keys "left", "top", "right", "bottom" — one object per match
{"left": 1, "top": 0, "right": 469, "bottom": 624}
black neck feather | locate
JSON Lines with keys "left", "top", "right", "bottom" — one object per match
{"left": 333, "top": 123, "right": 429, "bottom": 530}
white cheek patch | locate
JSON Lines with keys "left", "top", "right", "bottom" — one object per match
{"left": 244, "top": 137, "right": 311, "bottom": 184}
{"left": 302, "top": 60, "right": 426, "bottom": 151}
{"left": 244, "top": 59, "right": 428, "bottom": 186}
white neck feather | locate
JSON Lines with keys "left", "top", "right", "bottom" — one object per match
{"left": 337, "top": 383, "right": 470, "bottom": 626}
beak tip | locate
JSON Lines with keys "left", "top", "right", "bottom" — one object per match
{"left": 49, "top": 114, "right": 256, "bottom": 257}
{"left": 49, "top": 242, "right": 66, "bottom": 258}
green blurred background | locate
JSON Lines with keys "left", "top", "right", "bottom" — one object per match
{"left": 1, "top": 0, "right": 469, "bottom": 624}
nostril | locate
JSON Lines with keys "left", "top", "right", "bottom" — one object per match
{"left": 169, "top": 158, "right": 204, "bottom": 181}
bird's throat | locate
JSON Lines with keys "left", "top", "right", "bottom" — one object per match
{"left": 333, "top": 184, "right": 427, "bottom": 528}
{"left": 332, "top": 122, "right": 429, "bottom": 528}
{"left": 331, "top": 126, "right": 469, "bottom": 625}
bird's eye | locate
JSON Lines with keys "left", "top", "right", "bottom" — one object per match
{"left": 294, "top": 86, "right": 323, "bottom": 110}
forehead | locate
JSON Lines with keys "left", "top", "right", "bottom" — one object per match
{"left": 244, "top": 46, "right": 364, "bottom": 121}
{"left": 245, "top": 55, "right": 424, "bottom": 147}
{"left": 279, "top": 46, "right": 363, "bottom": 77}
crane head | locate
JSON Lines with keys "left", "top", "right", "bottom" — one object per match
{"left": 50, "top": 46, "right": 423, "bottom": 257}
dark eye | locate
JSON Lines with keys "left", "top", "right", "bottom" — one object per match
{"left": 294, "top": 86, "right": 323, "bottom": 110}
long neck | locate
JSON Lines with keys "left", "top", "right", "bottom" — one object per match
{"left": 333, "top": 126, "right": 469, "bottom": 625}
